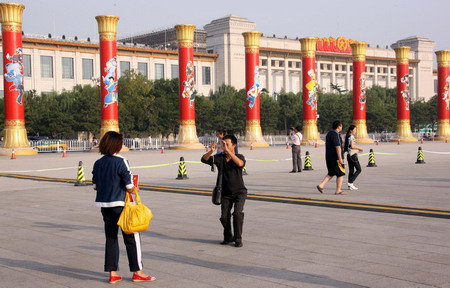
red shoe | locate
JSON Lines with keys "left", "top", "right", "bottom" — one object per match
{"left": 109, "top": 275, "right": 122, "bottom": 284}
{"left": 132, "top": 273, "right": 156, "bottom": 282}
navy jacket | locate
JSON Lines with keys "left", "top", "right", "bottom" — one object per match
{"left": 92, "top": 154, "right": 134, "bottom": 207}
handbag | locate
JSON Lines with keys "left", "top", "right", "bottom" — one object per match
{"left": 212, "top": 156, "right": 223, "bottom": 205}
{"left": 117, "top": 191, "right": 152, "bottom": 234}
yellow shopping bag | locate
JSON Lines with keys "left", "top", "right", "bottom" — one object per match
{"left": 117, "top": 191, "right": 152, "bottom": 234}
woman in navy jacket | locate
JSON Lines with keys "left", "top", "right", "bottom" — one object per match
{"left": 92, "top": 131, "right": 155, "bottom": 284}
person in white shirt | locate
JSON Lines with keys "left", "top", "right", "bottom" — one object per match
{"left": 290, "top": 126, "right": 303, "bottom": 173}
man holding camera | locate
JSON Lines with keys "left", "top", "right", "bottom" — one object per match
{"left": 201, "top": 135, "right": 247, "bottom": 247}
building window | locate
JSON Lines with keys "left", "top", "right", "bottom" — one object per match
{"left": 342, "top": 65, "right": 347, "bottom": 72}
{"left": 296, "top": 62, "right": 301, "bottom": 69}
{"left": 261, "top": 59, "right": 267, "bottom": 66}
{"left": 23, "top": 54, "right": 32, "bottom": 77}
{"left": 62, "top": 57, "right": 74, "bottom": 79}
{"left": 271, "top": 60, "right": 276, "bottom": 67}
{"left": 155, "top": 63, "right": 164, "bottom": 79}
{"left": 82, "top": 59, "right": 94, "bottom": 80}
{"left": 279, "top": 61, "right": 285, "bottom": 67}
{"left": 202, "top": 66, "right": 211, "bottom": 85}
{"left": 137, "top": 62, "right": 148, "bottom": 78}
{"left": 40, "top": 56, "right": 53, "bottom": 78}
{"left": 120, "top": 61, "right": 131, "bottom": 77}
{"left": 171, "top": 64, "right": 179, "bottom": 79}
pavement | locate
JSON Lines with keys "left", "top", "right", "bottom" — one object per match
{"left": 0, "top": 141, "right": 450, "bottom": 287}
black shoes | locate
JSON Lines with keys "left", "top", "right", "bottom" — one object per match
{"left": 220, "top": 240, "right": 243, "bottom": 247}
{"left": 234, "top": 242, "right": 243, "bottom": 248}
{"left": 289, "top": 170, "right": 297, "bottom": 173}
{"left": 220, "top": 240, "right": 232, "bottom": 245}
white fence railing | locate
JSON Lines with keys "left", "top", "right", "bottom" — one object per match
{"left": 28, "top": 132, "right": 438, "bottom": 153}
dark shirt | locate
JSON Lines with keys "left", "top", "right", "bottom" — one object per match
{"left": 325, "top": 130, "right": 343, "bottom": 161}
{"left": 201, "top": 153, "right": 247, "bottom": 195}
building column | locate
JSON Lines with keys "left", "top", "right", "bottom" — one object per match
{"left": 435, "top": 50, "right": 450, "bottom": 140}
{"left": 350, "top": 41, "right": 373, "bottom": 143}
{"left": 299, "top": 37, "right": 323, "bottom": 145}
{"left": 242, "top": 32, "right": 268, "bottom": 147}
{"left": 0, "top": 3, "right": 36, "bottom": 156}
{"left": 392, "top": 47, "right": 417, "bottom": 142}
{"left": 173, "top": 24, "right": 203, "bottom": 149}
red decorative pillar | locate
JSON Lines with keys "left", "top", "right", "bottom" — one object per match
{"left": 392, "top": 46, "right": 417, "bottom": 142}
{"left": 350, "top": 41, "right": 373, "bottom": 143}
{"left": 435, "top": 50, "right": 450, "bottom": 140}
{"left": 0, "top": 3, "right": 36, "bottom": 156}
{"left": 173, "top": 24, "right": 203, "bottom": 149}
{"left": 299, "top": 37, "right": 323, "bottom": 145}
{"left": 95, "top": 15, "right": 128, "bottom": 151}
{"left": 242, "top": 32, "right": 268, "bottom": 147}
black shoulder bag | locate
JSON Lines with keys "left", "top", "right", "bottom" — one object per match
{"left": 212, "top": 156, "right": 223, "bottom": 205}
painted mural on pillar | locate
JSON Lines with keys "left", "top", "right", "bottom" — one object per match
{"left": 400, "top": 74, "right": 411, "bottom": 110}
{"left": 360, "top": 72, "right": 367, "bottom": 110}
{"left": 182, "top": 60, "right": 195, "bottom": 107}
{"left": 4, "top": 47, "right": 24, "bottom": 105}
{"left": 247, "top": 66, "right": 261, "bottom": 109}
{"left": 305, "top": 69, "right": 318, "bottom": 110}
{"left": 103, "top": 56, "right": 118, "bottom": 108}
{"left": 443, "top": 75, "right": 450, "bottom": 110}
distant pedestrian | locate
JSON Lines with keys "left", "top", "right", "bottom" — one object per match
{"left": 289, "top": 126, "right": 303, "bottom": 173}
{"left": 92, "top": 131, "right": 155, "bottom": 284}
{"left": 92, "top": 136, "right": 98, "bottom": 147}
{"left": 316, "top": 121, "right": 346, "bottom": 195}
{"left": 344, "top": 125, "right": 363, "bottom": 190}
{"left": 201, "top": 134, "right": 247, "bottom": 247}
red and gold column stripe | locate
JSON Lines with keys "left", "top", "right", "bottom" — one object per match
{"left": 435, "top": 50, "right": 450, "bottom": 140}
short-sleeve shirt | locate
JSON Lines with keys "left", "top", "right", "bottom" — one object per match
{"left": 201, "top": 154, "right": 247, "bottom": 195}
{"left": 325, "top": 130, "right": 342, "bottom": 161}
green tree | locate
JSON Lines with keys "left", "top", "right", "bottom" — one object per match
{"left": 277, "top": 92, "right": 302, "bottom": 134}
{"left": 152, "top": 78, "right": 179, "bottom": 138}
{"left": 260, "top": 93, "right": 280, "bottom": 134}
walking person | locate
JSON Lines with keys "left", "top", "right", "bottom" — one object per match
{"left": 92, "top": 131, "right": 156, "bottom": 284}
{"left": 344, "top": 125, "right": 363, "bottom": 190}
{"left": 289, "top": 126, "right": 303, "bottom": 173}
{"left": 316, "top": 121, "right": 346, "bottom": 195}
{"left": 201, "top": 134, "right": 247, "bottom": 247}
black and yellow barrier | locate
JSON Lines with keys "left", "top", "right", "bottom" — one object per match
{"left": 176, "top": 157, "right": 189, "bottom": 180}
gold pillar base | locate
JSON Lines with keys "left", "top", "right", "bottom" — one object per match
{"left": 390, "top": 119, "right": 418, "bottom": 142}
{"left": 98, "top": 124, "right": 129, "bottom": 152}
{"left": 301, "top": 120, "right": 324, "bottom": 145}
{"left": 0, "top": 125, "right": 37, "bottom": 156}
{"left": 353, "top": 120, "right": 374, "bottom": 144}
{"left": 242, "top": 121, "right": 269, "bottom": 147}
{"left": 435, "top": 119, "right": 450, "bottom": 141}
{"left": 171, "top": 124, "right": 204, "bottom": 150}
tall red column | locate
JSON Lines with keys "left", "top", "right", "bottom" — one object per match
{"left": 435, "top": 50, "right": 450, "bottom": 140}
{"left": 95, "top": 15, "right": 127, "bottom": 150}
{"left": 350, "top": 42, "right": 373, "bottom": 143}
{"left": 299, "top": 37, "right": 323, "bottom": 145}
{"left": 174, "top": 24, "right": 203, "bottom": 149}
{"left": 392, "top": 47, "right": 417, "bottom": 142}
{"left": 242, "top": 32, "right": 268, "bottom": 147}
{"left": 0, "top": 3, "right": 36, "bottom": 156}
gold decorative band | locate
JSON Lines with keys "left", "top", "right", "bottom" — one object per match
{"left": 303, "top": 119, "right": 317, "bottom": 125}
{"left": 246, "top": 47, "right": 259, "bottom": 54}
{"left": 180, "top": 119, "right": 196, "bottom": 125}
{"left": 438, "top": 119, "right": 450, "bottom": 124}
{"left": 5, "top": 119, "right": 25, "bottom": 127}
{"left": 397, "top": 59, "right": 409, "bottom": 65}
{"left": 2, "top": 24, "right": 21, "bottom": 32}
{"left": 353, "top": 56, "right": 365, "bottom": 62}
{"left": 353, "top": 119, "right": 367, "bottom": 124}
{"left": 100, "top": 33, "right": 116, "bottom": 41}
{"left": 246, "top": 120, "right": 261, "bottom": 126}
{"left": 438, "top": 62, "right": 449, "bottom": 68}
{"left": 302, "top": 52, "right": 315, "bottom": 58}
{"left": 178, "top": 41, "right": 193, "bottom": 48}
{"left": 397, "top": 119, "right": 411, "bottom": 124}
{"left": 101, "top": 119, "right": 119, "bottom": 127}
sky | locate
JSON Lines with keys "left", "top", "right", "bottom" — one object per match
{"left": 7, "top": 0, "right": 450, "bottom": 51}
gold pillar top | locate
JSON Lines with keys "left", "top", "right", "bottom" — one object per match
{"left": 95, "top": 15, "right": 119, "bottom": 34}
{"left": 242, "top": 32, "right": 261, "bottom": 48}
{"left": 436, "top": 50, "right": 450, "bottom": 67}
{"left": 300, "top": 37, "right": 318, "bottom": 53}
{"left": 0, "top": 3, "right": 24, "bottom": 25}
{"left": 394, "top": 46, "right": 410, "bottom": 62}
{"left": 350, "top": 41, "right": 367, "bottom": 57}
{"left": 175, "top": 24, "right": 196, "bottom": 42}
